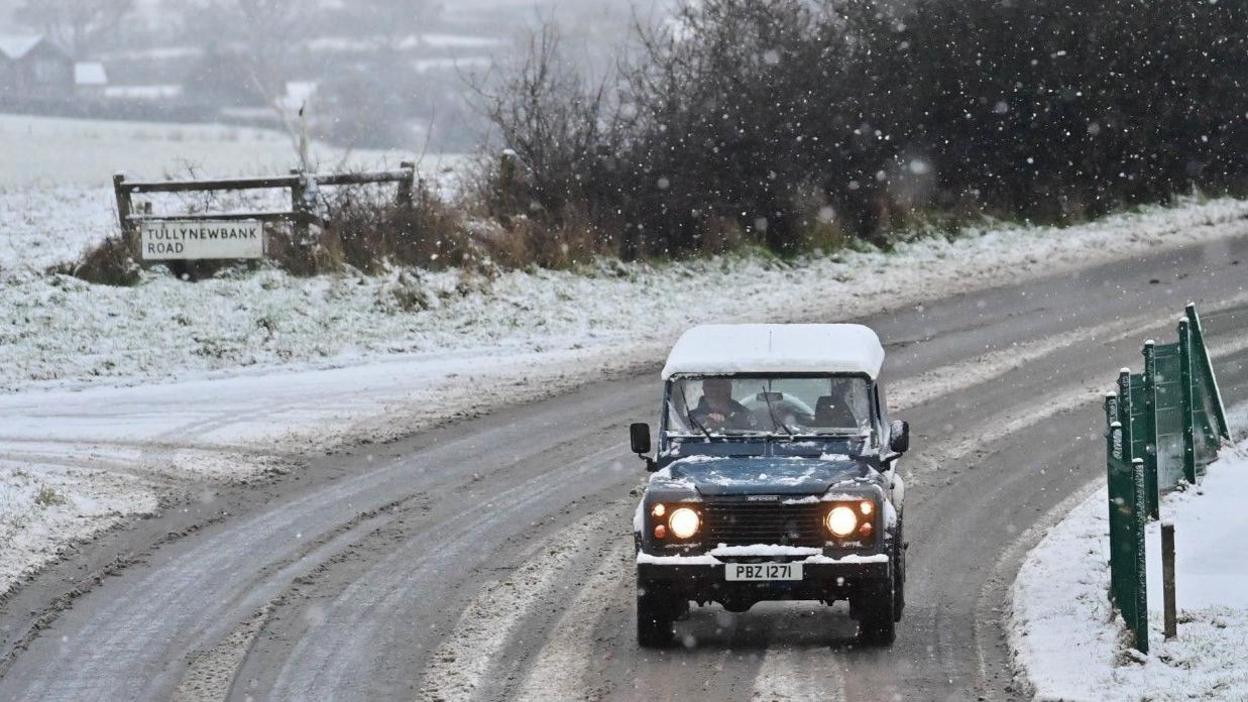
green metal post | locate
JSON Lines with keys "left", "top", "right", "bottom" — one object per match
{"left": 1106, "top": 408, "right": 1122, "bottom": 606}
{"left": 1118, "top": 369, "right": 1134, "bottom": 463}
{"left": 1178, "top": 319, "right": 1197, "bottom": 484}
{"left": 1141, "top": 341, "right": 1160, "bottom": 519}
{"left": 1130, "top": 457, "right": 1149, "bottom": 654}
{"left": 1186, "top": 303, "right": 1232, "bottom": 442}
{"left": 1113, "top": 389, "right": 1123, "bottom": 604}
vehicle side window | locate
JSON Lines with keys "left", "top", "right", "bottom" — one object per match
{"left": 875, "top": 382, "right": 890, "bottom": 446}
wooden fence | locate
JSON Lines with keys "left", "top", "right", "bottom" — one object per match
{"left": 112, "top": 162, "right": 418, "bottom": 258}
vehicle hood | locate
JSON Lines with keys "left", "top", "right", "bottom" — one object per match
{"left": 656, "top": 455, "right": 870, "bottom": 497}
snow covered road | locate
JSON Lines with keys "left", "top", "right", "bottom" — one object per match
{"left": 3, "top": 231, "right": 1248, "bottom": 700}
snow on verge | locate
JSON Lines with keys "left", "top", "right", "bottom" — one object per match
{"left": 1010, "top": 428, "right": 1248, "bottom": 701}
{"left": 7, "top": 195, "right": 1248, "bottom": 392}
{"left": 0, "top": 460, "right": 157, "bottom": 594}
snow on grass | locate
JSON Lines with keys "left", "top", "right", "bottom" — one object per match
{"left": 0, "top": 460, "right": 158, "bottom": 594}
{"left": 5, "top": 195, "right": 1248, "bottom": 394}
{"left": 0, "top": 185, "right": 117, "bottom": 274}
{"left": 1011, "top": 417, "right": 1248, "bottom": 701}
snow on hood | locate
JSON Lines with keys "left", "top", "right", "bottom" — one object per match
{"left": 657, "top": 455, "right": 867, "bottom": 496}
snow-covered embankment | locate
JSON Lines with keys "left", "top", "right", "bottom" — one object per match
{"left": 1010, "top": 407, "right": 1248, "bottom": 700}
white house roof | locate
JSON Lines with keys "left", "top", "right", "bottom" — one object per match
{"left": 661, "top": 324, "right": 885, "bottom": 380}
{"left": 0, "top": 35, "right": 45, "bottom": 61}
{"left": 74, "top": 61, "right": 108, "bottom": 86}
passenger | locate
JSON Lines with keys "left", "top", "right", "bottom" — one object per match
{"left": 690, "top": 378, "right": 758, "bottom": 432}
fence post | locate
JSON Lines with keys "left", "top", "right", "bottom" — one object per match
{"left": 1186, "top": 303, "right": 1232, "bottom": 442}
{"left": 499, "top": 148, "right": 522, "bottom": 218}
{"left": 1105, "top": 398, "right": 1121, "bottom": 607}
{"left": 290, "top": 168, "right": 311, "bottom": 247}
{"left": 397, "top": 161, "right": 416, "bottom": 209}
{"left": 1105, "top": 393, "right": 1119, "bottom": 424}
{"left": 1142, "top": 341, "right": 1160, "bottom": 519}
{"left": 1130, "top": 457, "right": 1149, "bottom": 654}
{"left": 1162, "top": 521, "right": 1177, "bottom": 640}
{"left": 113, "top": 172, "right": 135, "bottom": 251}
{"left": 1178, "top": 318, "right": 1197, "bottom": 484}
{"left": 1117, "top": 369, "right": 1135, "bottom": 463}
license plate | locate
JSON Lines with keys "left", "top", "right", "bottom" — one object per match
{"left": 725, "top": 563, "right": 803, "bottom": 581}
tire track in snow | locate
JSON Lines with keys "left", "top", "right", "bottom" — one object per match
{"left": 266, "top": 442, "right": 631, "bottom": 700}
{"left": 416, "top": 508, "right": 617, "bottom": 702}
{"left": 750, "top": 642, "right": 847, "bottom": 701}
{"left": 513, "top": 539, "right": 634, "bottom": 702}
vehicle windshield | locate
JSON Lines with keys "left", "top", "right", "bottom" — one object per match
{"left": 666, "top": 375, "right": 873, "bottom": 438}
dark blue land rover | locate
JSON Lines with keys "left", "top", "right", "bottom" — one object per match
{"left": 629, "top": 324, "right": 910, "bottom": 647}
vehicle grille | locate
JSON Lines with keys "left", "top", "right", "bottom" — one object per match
{"left": 701, "top": 501, "right": 827, "bottom": 547}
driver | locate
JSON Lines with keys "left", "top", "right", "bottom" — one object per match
{"left": 690, "top": 378, "right": 758, "bottom": 431}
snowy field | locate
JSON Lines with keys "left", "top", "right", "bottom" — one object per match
{"left": 0, "top": 113, "right": 423, "bottom": 189}
{"left": 0, "top": 113, "right": 466, "bottom": 273}
{"left": 1011, "top": 407, "right": 1248, "bottom": 701}
{"left": 3, "top": 194, "right": 1248, "bottom": 596}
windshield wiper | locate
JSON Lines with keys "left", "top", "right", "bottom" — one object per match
{"left": 760, "top": 384, "right": 795, "bottom": 438}
{"left": 679, "top": 390, "right": 714, "bottom": 440}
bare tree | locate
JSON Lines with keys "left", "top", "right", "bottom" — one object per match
{"left": 15, "top": 0, "right": 133, "bottom": 58}
{"left": 471, "top": 23, "right": 623, "bottom": 223}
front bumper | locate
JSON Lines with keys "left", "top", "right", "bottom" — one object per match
{"left": 637, "top": 551, "right": 890, "bottom": 603}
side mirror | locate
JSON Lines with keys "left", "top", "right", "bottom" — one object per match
{"left": 889, "top": 420, "right": 910, "bottom": 454}
{"left": 628, "top": 424, "right": 658, "bottom": 472}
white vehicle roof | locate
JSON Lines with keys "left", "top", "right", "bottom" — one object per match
{"left": 660, "top": 324, "right": 885, "bottom": 380}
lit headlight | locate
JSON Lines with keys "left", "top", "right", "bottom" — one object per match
{"left": 668, "top": 507, "right": 701, "bottom": 539}
{"left": 826, "top": 505, "right": 859, "bottom": 537}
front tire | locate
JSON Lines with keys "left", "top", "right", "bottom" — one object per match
{"left": 637, "top": 582, "right": 685, "bottom": 648}
{"left": 855, "top": 581, "right": 896, "bottom": 646}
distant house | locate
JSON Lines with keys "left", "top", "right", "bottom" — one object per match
{"left": 0, "top": 34, "right": 74, "bottom": 100}
{"left": 74, "top": 61, "right": 109, "bottom": 98}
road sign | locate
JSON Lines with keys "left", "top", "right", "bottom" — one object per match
{"left": 139, "top": 220, "right": 264, "bottom": 261}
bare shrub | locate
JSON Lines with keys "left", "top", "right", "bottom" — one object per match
{"left": 69, "top": 236, "right": 141, "bottom": 286}
{"left": 472, "top": 205, "right": 612, "bottom": 270}
{"left": 34, "top": 486, "right": 66, "bottom": 508}
{"left": 469, "top": 23, "right": 628, "bottom": 257}
{"left": 318, "top": 182, "right": 474, "bottom": 274}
